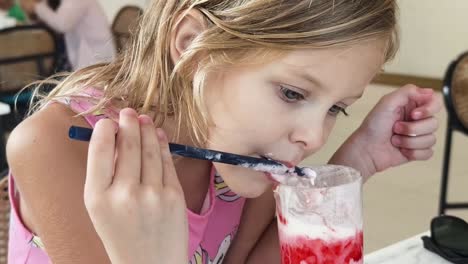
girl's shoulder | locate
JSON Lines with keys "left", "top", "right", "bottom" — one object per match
{"left": 7, "top": 102, "right": 91, "bottom": 184}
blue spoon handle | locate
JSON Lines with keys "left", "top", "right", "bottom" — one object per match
{"left": 69, "top": 126, "right": 305, "bottom": 176}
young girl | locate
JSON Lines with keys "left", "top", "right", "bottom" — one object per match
{"left": 7, "top": 0, "right": 441, "bottom": 263}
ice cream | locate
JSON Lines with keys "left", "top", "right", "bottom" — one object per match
{"left": 274, "top": 165, "right": 363, "bottom": 264}
{"left": 269, "top": 166, "right": 317, "bottom": 186}
{"left": 277, "top": 214, "right": 363, "bottom": 264}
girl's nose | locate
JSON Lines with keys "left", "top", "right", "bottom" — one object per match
{"left": 289, "top": 121, "right": 325, "bottom": 154}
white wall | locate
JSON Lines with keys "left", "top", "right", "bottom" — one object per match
{"left": 384, "top": 0, "right": 468, "bottom": 79}
{"left": 98, "top": 0, "right": 147, "bottom": 22}
{"left": 97, "top": 0, "right": 467, "bottom": 79}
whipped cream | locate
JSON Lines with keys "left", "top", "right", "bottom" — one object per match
{"left": 241, "top": 163, "right": 295, "bottom": 175}
{"left": 274, "top": 165, "right": 363, "bottom": 239}
{"left": 269, "top": 167, "right": 317, "bottom": 187}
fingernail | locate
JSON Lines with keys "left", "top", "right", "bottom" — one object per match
{"left": 413, "top": 111, "right": 422, "bottom": 119}
{"left": 138, "top": 115, "right": 153, "bottom": 125}
{"left": 121, "top": 108, "right": 137, "bottom": 117}
{"left": 393, "top": 137, "right": 401, "bottom": 146}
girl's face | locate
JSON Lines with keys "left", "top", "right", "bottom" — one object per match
{"left": 203, "top": 40, "right": 386, "bottom": 198}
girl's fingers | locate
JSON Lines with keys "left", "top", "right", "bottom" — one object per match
{"left": 157, "top": 128, "right": 181, "bottom": 190}
{"left": 392, "top": 134, "right": 437, "bottom": 150}
{"left": 114, "top": 108, "right": 142, "bottom": 186}
{"left": 400, "top": 148, "right": 434, "bottom": 161}
{"left": 384, "top": 85, "right": 431, "bottom": 109}
{"left": 393, "top": 117, "right": 439, "bottom": 137}
{"left": 410, "top": 94, "right": 443, "bottom": 120}
{"left": 86, "top": 119, "right": 117, "bottom": 193}
{"left": 402, "top": 99, "right": 418, "bottom": 121}
{"left": 139, "top": 115, "right": 163, "bottom": 188}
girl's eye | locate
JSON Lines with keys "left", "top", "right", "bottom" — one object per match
{"left": 279, "top": 86, "right": 305, "bottom": 102}
{"left": 328, "top": 105, "right": 349, "bottom": 117}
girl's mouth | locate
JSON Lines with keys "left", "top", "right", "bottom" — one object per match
{"left": 260, "top": 155, "right": 294, "bottom": 168}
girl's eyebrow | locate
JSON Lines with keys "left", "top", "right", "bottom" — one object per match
{"left": 283, "top": 67, "right": 364, "bottom": 99}
{"left": 282, "top": 67, "right": 324, "bottom": 89}
{"left": 295, "top": 71, "right": 323, "bottom": 88}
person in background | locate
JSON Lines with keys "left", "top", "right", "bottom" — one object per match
{"left": 20, "top": 0, "right": 116, "bottom": 70}
{"left": 0, "top": 0, "right": 26, "bottom": 29}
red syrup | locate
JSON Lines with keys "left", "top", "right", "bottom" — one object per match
{"left": 278, "top": 212, "right": 288, "bottom": 225}
{"left": 280, "top": 231, "right": 363, "bottom": 264}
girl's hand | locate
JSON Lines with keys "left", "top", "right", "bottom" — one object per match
{"left": 330, "top": 85, "right": 443, "bottom": 180}
{"left": 84, "top": 108, "right": 188, "bottom": 264}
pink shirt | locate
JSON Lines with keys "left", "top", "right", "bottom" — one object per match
{"left": 8, "top": 90, "right": 246, "bottom": 263}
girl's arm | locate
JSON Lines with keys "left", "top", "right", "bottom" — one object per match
{"left": 8, "top": 103, "right": 112, "bottom": 263}
{"left": 34, "top": 0, "right": 89, "bottom": 33}
{"left": 9, "top": 104, "right": 188, "bottom": 264}
{"left": 245, "top": 220, "right": 280, "bottom": 264}
{"left": 224, "top": 188, "right": 279, "bottom": 264}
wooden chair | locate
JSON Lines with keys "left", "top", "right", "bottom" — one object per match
{"left": 0, "top": 25, "right": 58, "bottom": 170}
{"left": 112, "top": 5, "right": 143, "bottom": 52}
{"left": 0, "top": 175, "right": 10, "bottom": 264}
{"left": 439, "top": 52, "right": 468, "bottom": 215}
{"left": 0, "top": 25, "right": 57, "bottom": 97}
{"left": 0, "top": 24, "right": 58, "bottom": 118}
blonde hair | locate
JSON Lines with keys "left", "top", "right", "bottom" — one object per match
{"left": 31, "top": 0, "right": 399, "bottom": 146}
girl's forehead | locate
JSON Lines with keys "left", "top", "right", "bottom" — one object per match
{"left": 265, "top": 43, "right": 385, "bottom": 96}
{"left": 281, "top": 40, "right": 387, "bottom": 66}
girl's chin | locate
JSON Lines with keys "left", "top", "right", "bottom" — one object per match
{"left": 230, "top": 184, "right": 272, "bottom": 198}
{"left": 213, "top": 164, "right": 274, "bottom": 198}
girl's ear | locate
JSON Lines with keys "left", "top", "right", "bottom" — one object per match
{"left": 170, "top": 9, "right": 207, "bottom": 65}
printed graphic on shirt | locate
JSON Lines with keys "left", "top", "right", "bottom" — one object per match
{"left": 214, "top": 173, "right": 241, "bottom": 202}
{"left": 189, "top": 234, "right": 232, "bottom": 264}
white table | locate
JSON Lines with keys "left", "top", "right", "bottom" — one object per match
{"left": 365, "top": 232, "right": 451, "bottom": 264}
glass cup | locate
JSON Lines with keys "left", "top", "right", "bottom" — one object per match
{"left": 274, "top": 165, "right": 363, "bottom": 264}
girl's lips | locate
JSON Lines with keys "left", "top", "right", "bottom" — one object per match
{"left": 259, "top": 155, "right": 295, "bottom": 168}
{"left": 279, "top": 160, "right": 294, "bottom": 168}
